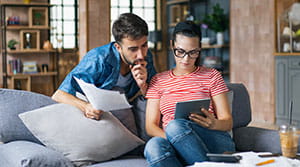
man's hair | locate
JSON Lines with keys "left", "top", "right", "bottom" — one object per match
{"left": 172, "top": 21, "right": 202, "bottom": 65}
{"left": 112, "top": 13, "right": 148, "bottom": 43}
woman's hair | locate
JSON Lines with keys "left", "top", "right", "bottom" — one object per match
{"left": 172, "top": 21, "right": 202, "bottom": 65}
{"left": 112, "top": 13, "right": 148, "bottom": 43}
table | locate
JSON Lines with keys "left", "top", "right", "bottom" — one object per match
{"left": 189, "top": 152, "right": 300, "bottom": 167}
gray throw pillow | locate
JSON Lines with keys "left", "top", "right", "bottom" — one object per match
{"left": 76, "top": 91, "right": 138, "bottom": 135}
{"left": 0, "top": 89, "right": 56, "bottom": 144}
{"left": 19, "top": 103, "right": 144, "bottom": 165}
{"left": 0, "top": 140, "right": 73, "bottom": 167}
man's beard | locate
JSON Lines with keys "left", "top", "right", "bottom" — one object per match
{"left": 121, "top": 53, "right": 145, "bottom": 67}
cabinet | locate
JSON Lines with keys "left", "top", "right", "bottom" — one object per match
{"left": 276, "top": 56, "right": 300, "bottom": 126}
{"left": 166, "top": 0, "right": 230, "bottom": 80}
{"left": 0, "top": 2, "right": 58, "bottom": 96}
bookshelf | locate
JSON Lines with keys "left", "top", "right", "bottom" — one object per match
{"left": 0, "top": 1, "right": 58, "bottom": 96}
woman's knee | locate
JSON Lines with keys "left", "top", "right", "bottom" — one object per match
{"left": 144, "top": 137, "right": 172, "bottom": 157}
{"left": 165, "top": 119, "right": 192, "bottom": 140}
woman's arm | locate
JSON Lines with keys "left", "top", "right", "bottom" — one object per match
{"left": 189, "top": 92, "right": 233, "bottom": 131}
{"left": 145, "top": 98, "right": 166, "bottom": 138}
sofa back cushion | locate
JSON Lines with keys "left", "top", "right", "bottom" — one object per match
{"left": 226, "top": 83, "right": 252, "bottom": 129}
{"left": 0, "top": 89, "right": 56, "bottom": 144}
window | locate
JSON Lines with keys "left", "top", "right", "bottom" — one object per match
{"left": 110, "top": 0, "right": 156, "bottom": 47}
{"left": 50, "top": 0, "right": 78, "bottom": 49}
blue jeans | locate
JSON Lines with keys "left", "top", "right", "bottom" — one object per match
{"left": 144, "top": 119, "right": 235, "bottom": 167}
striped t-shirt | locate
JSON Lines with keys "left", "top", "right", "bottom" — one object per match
{"left": 146, "top": 66, "right": 229, "bottom": 129}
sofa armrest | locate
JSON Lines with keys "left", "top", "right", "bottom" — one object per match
{"left": 233, "top": 127, "right": 282, "bottom": 153}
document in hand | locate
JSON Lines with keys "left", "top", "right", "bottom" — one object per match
{"left": 74, "top": 77, "right": 132, "bottom": 111}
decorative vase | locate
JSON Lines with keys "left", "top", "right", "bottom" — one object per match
{"left": 216, "top": 32, "right": 224, "bottom": 45}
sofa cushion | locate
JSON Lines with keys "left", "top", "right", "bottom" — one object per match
{"left": 131, "top": 95, "right": 151, "bottom": 142}
{"left": 0, "top": 89, "right": 56, "bottom": 144}
{"left": 19, "top": 103, "right": 144, "bottom": 165}
{"left": 0, "top": 140, "right": 73, "bottom": 167}
{"left": 226, "top": 83, "right": 252, "bottom": 129}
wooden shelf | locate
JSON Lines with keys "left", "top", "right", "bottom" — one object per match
{"left": 4, "top": 25, "right": 50, "bottom": 30}
{"left": 6, "top": 72, "right": 58, "bottom": 77}
{"left": 0, "top": 2, "right": 51, "bottom": 7}
{"left": 167, "top": 0, "right": 189, "bottom": 5}
{"left": 202, "top": 44, "right": 230, "bottom": 49}
{"left": 7, "top": 49, "right": 56, "bottom": 54}
{"left": 273, "top": 52, "right": 300, "bottom": 56}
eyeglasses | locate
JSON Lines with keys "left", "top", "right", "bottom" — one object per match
{"left": 173, "top": 48, "right": 201, "bottom": 59}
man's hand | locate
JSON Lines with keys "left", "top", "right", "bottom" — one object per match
{"left": 189, "top": 108, "right": 216, "bottom": 129}
{"left": 131, "top": 59, "right": 148, "bottom": 94}
{"left": 83, "top": 103, "right": 103, "bottom": 120}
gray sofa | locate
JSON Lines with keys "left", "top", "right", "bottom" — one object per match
{"left": 0, "top": 83, "right": 296, "bottom": 167}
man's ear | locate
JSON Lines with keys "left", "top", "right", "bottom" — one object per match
{"left": 114, "top": 42, "right": 122, "bottom": 53}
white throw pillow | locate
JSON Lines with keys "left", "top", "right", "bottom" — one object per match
{"left": 19, "top": 103, "right": 144, "bottom": 165}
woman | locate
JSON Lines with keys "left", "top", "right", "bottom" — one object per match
{"left": 144, "top": 21, "right": 235, "bottom": 167}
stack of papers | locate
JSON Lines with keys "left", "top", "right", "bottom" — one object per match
{"left": 74, "top": 77, "right": 131, "bottom": 111}
{"left": 189, "top": 152, "right": 300, "bottom": 167}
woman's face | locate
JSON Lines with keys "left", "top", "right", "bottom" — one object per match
{"left": 173, "top": 34, "right": 201, "bottom": 71}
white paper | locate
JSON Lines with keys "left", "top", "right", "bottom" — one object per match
{"left": 74, "top": 77, "right": 132, "bottom": 111}
{"left": 188, "top": 152, "right": 300, "bottom": 167}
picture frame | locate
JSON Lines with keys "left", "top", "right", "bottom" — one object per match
{"left": 29, "top": 7, "right": 48, "bottom": 28}
{"left": 20, "top": 30, "right": 40, "bottom": 50}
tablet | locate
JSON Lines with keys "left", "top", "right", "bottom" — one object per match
{"left": 175, "top": 99, "right": 210, "bottom": 119}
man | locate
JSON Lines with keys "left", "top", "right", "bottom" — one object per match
{"left": 52, "top": 13, "right": 156, "bottom": 120}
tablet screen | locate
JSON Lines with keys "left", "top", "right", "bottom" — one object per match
{"left": 175, "top": 99, "right": 210, "bottom": 119}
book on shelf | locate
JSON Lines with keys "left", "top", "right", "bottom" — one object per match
{"left": 8, "top": 59, "right": 22, "bottom": 74}
{"left": 22, "top": 61, "right": 38, "bottom": 74}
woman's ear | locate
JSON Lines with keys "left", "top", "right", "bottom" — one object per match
{"left": 170, "top": 40, "right": 173, "bottom": 49}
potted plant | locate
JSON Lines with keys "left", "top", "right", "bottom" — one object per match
{"left": 7, "top": 39, "right": 19, "bottom": 50}
{"left": 202, "top": 3, "right": 229, "bottom": 45}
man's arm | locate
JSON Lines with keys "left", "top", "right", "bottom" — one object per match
{"left": 52, "top": 90, "right": 103, "bottom": 120}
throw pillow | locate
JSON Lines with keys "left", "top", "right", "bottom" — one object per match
{"left": 19, "top": 103, "right": 144, "bottom": 165}
{"left": 0, "top": 140, "right": 73, "bottom": 167}
{"left": 0, "top": 89, "right": 56, "bottom": 144}
{"left": 76, "top": 91, "right": 138, "bottom": 136}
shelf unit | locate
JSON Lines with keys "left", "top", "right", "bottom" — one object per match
{"left": 166, "top": 0, "right": 230, "bottom": 80}
{"left": 0, "top": 2, "right": 58, "bottom": 95}
{"left": 274, "top": 0, "right": 300, "bottom": 127}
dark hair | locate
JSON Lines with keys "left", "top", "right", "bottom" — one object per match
{"left": 112, "top": 13, "right": 148, "bottom": 43}
{"left": 172, "top": 21, "right": 202, "bottom": 65}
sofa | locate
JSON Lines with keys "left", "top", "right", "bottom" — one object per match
{"left": 0, "top": 83, "right": 297, "bottom": 167}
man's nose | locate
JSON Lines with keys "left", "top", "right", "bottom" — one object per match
{"left": 136, "top": 49, "right": 144, "bottom": 59}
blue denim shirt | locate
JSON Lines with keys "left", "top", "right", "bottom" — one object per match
{"left": 58, "top": 42, "right": 157, "bottom": 99}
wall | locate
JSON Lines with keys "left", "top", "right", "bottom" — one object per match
{"left": 230, "top": 0, "right": 275, "bottom": 124}
{"left": 78, "top": 0, "right": 110, "bottom": 59}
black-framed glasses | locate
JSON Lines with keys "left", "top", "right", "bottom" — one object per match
{"left": 173, "top": 48, "right": 201, "bottom": 59}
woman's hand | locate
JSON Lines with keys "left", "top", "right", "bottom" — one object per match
{"left": 189, "top": 108, "right": 217, "bottom": 129}
{"left": 83, "top": 103, "right": 103, "bottom": 120}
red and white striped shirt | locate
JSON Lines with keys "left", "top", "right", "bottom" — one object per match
{"left": 146, "top": 66, "right": 229, "bottom": 129}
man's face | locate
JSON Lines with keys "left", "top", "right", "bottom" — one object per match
{"left": 115, "top": 36, "right": 148, "bottom": 66}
